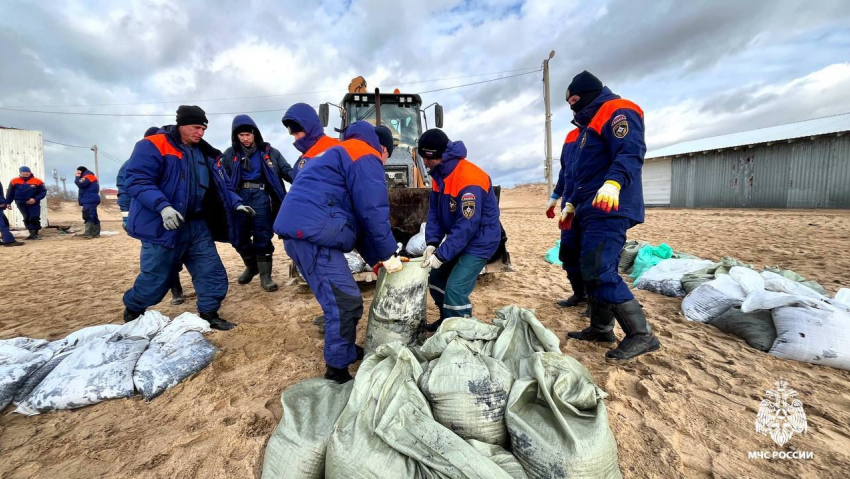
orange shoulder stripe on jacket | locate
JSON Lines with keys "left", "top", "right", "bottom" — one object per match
{"left": 588, "top": 99, "right": 644, "bottom": 134}
{"left": 441, "top": 159, "right": 491, "bottom": 197}
{"left": 11, "top": 177, "right": 25, "bottom": 185}
{"left": 146, "top": 134, "right": 183, "bottom": 159}
{"left": 83, "top": 174, "right": 98, "bottom": 182}
{"left": 339, "top": 139, "right": 381, "bottom": 162}
{"left": 565, "top": 128, "right": 580, "bottom": 144}
{"left": 304, "top": 135, "right": 340, "bottom": 159}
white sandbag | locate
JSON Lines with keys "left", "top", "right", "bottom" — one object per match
{"left": 345, "top": 251, "right": 367, "bottom": 274}
{"left": 326, "top": 342, "right": 427, "bottom": 478}
{"left": 728, "top": 266, "right": 765, "bottom": 295}
{"left": 420, "top": 331, "right": 514, "bottom": 445}
{"left": 262, "top": 378, "right": 355, "bottom": 479}
{"left": 835, "top": 289, "right": 850, "bottom": 309}
{"left": 634, "top": 258, "right": 714, "bottom": 297}
{"left": 364, "top": 258, "right": 429, "bottom": 354}
{"left": 15, "top": 335, "right": 150, "bottom": 415}
{"left": 0, "top": 342, "right": 54, "bottom": 411}
{"left": 741, "top": 290, "right": 828, "bottom": 313}
{"left": 761, "top": 271, "right": 825, "bottom": 300}
{"left": 115, "top": 310, "right": 169, "bottom": 340}
{"left": 60, "top": 324, "right": 122, "bottom": 348}
{"left": 506, "top": 352, "right": 622, "bottom": 479}
{"left": 133, "top": 327, "right": 217, "bottom": 401}
{"left": 419, "top": 316, "right": 500, "bottom": 360}
{"left": 770, "top": 305, "right": 850, "bottom": 370}
{"left": 492, "top": 306, "right": 560, "bottom": 379}
{"left": 405, "top": 222, "right": 427, "bottom": 257}
{"left": 681, "top": 274, "right": 746, "bottom": 323}
{"left": 740, "top": 269, "right": 831, "bottom": 313}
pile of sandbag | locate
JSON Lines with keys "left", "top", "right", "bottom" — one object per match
{"left": 1, "top": 312, "right": 217, "bottom": 415}
{"left": 634, "top": 258, "right": 715, "bottom": 297}
{"left": 262, "top": 306, "right": 622, "bottom": 479}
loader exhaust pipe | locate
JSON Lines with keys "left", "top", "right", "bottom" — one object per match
{"left": 374, "top": 87, "right": 381, "bottom": 126}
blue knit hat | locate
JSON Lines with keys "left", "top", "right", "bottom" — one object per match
{"left": 19, "top": 166, "right": 31, "bottom": 173}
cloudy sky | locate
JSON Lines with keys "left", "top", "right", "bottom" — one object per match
{"left": 1, "top": 0, "right": 849, "bottom": 188}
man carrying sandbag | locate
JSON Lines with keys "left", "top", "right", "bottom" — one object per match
{"left": 418, "top": 129, "right": 501, "bottom": 332}
{"left": 561, "top": 71, "right": 661, "bottom": 360}
{"left": 275, "top": 121, "right": 405, "bottom": 384}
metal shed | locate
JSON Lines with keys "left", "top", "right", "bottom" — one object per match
{"left": 1, "top": 128, "right": 49, "bottom": 229}
{"left": 646, "top": 113, "right": 850, "bottom": 209}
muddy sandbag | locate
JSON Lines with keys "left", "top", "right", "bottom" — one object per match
{"left": 419, "top": 316, "right": 500, "bottom": 360}
{"left": 133, "top": 313, "right": 216, "bottom": 400}
{"left": 364, "top": 258, "right": 428, "bottom": 354}
{"left": 634, "top": 258, "right": 714, "bottom": 297}
{"left": 466, "top": 440, "right": 528, "bottom": 479}
{"left": 0, "top": 340, "right": 54, "bottom": 411}
{"left": 710, "top": 307, "right": 776, "bottom": 352}
{"left": 681, "top": 257, "right": 752, "bottom": 294}
{"left": 506, "top": 352, "right": 621, "bottom": 479}
{"left": 681, "top": 275, "right": 746, "bottom": 323}
{"left": 262, "top": 378, "right": 355, "bottom": 479}
{"left": 345, "top": 251, "right": 367, "bottom": 273}
{"left": 405, "top": 223, "right": 427, "bottom": 257}
{"left": 492, "top": 306, "right": 560, "bottom": 379}
{"left": 770, "top": 304, "right": 850, "bottom": 370}
{"left": 420, "top": 323, "right": 514, "bottom": 445}
{"left": 618, "top": 240, "right": 648, "bottom": 274}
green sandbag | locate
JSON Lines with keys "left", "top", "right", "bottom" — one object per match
{"left": 762, "top": 267, "right": 828, "bottom": 296}
{"left": 618, "top": 240, "right": 648, "bottom": 274}
{"left": 261, "top": 379, "right": 355, "bottom": 479}
{"left": 681, "top": 257, "right": 753, "bottom": 294}
{"left": 629, "top": 243, "right": 673, "bottom": 283}
{"left": 365, "top": 258, "right": 429, "bottom": 355}
{"left": 709, "top": 306, "right": 776, "bottom": 352}
{"left": 544, "top": 240, "right": 562, "bottom": 266}
{"left": 505, "top": 352, "right": 622, "bottom": 479}
{"left": 491, "top": 306, "right": 561, "bottom": 379}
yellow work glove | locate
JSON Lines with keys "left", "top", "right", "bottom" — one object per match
{"left": 592, "top": 180, "right": 620, "bottom": 213}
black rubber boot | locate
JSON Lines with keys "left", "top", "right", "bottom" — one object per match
{"left": 82, "top": 223, "right": 93, "bottom": 239}
{"left": 2, "top": 241, "right": 24, "bottom": 247}
{"left": 25, "top": 229, "right": 38, "bottom": 240}
{"left": 257, "top": 255, "right": 279, "bottom": 292}
{"left": 91, "top": 223, "right": 101, "bottom": 239}
{"left": 237, "top": 254, "right": 259, "bottom": 284}
{"left": 567, "top": 299, "right": 616, "bottom": 343}
{"left": 424, "top": 318, "right": 444, "bottom": 333}
{"left": 355, "top": 345, "right": 365, "bottom": 361}
{"left": 313, "top": 315, "right": 326, "bottom": 333}
{"left": 170, "top": 281, "right": 185, "bottom": 305}
{"left": 581, "top": 303, "right": 592, "bottom": 318}
{"left": 556, "top": 274, "right": 587, "bottom": 307}
{"left": 324, "top": 365, "right": 353, "bottom": 384}
{"left": 201, "top": 311, "right": 236, "bottom": 331}
{"left": 606, "top": 299, "right": 661, "bottom": 360}
{"left": 123, "top": 307, "right": 144, "bottom": 323}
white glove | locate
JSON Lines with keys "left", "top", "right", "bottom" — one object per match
{"left": 160, "top": 206, "right": 184, "bottom": 230}
{"left": 592, "top": 180, "right": 621, "bottom": 213}
{"left": 423, "top": 253, "right": 443, "bottom": 270}
{"left": 422, "top": 245, "right": 436, "bottom": 262}
{"left": 383, "top": 255, "right": 404, "bottom": 274}
{"left": 236, "top": 205, "right": 256, "bottom": 216}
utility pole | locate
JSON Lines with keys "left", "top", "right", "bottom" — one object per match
{"left": 90, "top": 144, "right": 99, "bottom": 179}
{"left": 60, "top": 176, "right": 68, "bottom": 196}
{"left": 543, "top": 50, "right": 556, "bottom": 197}
{"left": 52, "top": 168, "right": 59, "bottom": 189}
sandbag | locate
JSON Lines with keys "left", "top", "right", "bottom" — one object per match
{"left": 629, "top": 243, "right": 673, "bottom": 282}
{"left": 618, "top": 240, "right": 648, "bottom": 274}
{"left": 681, "top": 257, "right": 752, "bottom": 294}
{"left": 133, "top": 313, "right": 216, "bottom": 400}
{"left": 763, "top": 266, "right": 828, "bottom": 296}
{"left": 681, "top": 274, "right": 746, "bottom": 323}
{"left": 544, "top": 240, "right": 561, "bottom": 266}
{"left": 420, "top": 326, "right": 514, "bottom": 445}
{"left": 506, "top": 352, "right": 622, "bottom": 479}
{"left": 710, "top": 306, "right": 776, "bottom": 352}
{"left": 835, "top": 289, "right": 850, "bottom": 309}
{"left": 634, "top": 258, "right": 714, "bottom": 297}
{"left": 0, "top": 341, "right": 53, "bottom": 411}
{"left": 326, "top": 343, "right": 427, "bottom": 478}
{"left": 262, "top": 378, "right": 355, "bottom": 479}
{"left": 345, "top": 251, "right": 367, "bottom": 274}
{"left": 419, "top": 316, "right": 500, "bottom": 360}
{"left": 406, "top": 223, "right": 427, "bottom": 257}
{"left": 364, "top": 258, "right": 428, "bottom": 354}
{"left": 466, "top": 440, "right": 528, "bottom": 479}
{"left": 491, "top": 306, "right": 560, "bottom": 379}
{"left": 741, "top": 270, "right": 830, "bottom": 313}
{"left": 770, "top": 305, "right": 850, "bottom": 370}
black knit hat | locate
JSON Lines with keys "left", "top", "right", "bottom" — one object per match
{"left": 77, "top": 166, "right": 88, "bottom": 173}
{"left": 175, "top": 105, "right": 208, "bottom": 127}
{"left": 374, "top": 125, "right": 394, "bottom": 157}
{"left": 233, "top": 124, "right": 256, "bottom": 136}
{"left": 566, "top": 70, "right": 603, "bottom": 112}
{"left": 417, "top": 129, "right": 450, "bottom": 160}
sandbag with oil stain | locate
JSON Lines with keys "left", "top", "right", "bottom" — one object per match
{"left": 0, "top": 339, "right": 53, "bottom": 411}
{"left": 364, "top": 258, "right": 429, "bottom": 354}
{"left": 419, "top": 318, "right": 514, "bottom": 445}
{"left": 770, "top": 303, "right": 850, "bottom": 371}
{"left": 491, "top": 306, "right": 560, "bottom": 379}
{"left": 681, "top": 257, "right": 753, "bottom": 294}
{"left": 506, "top": 352, "right": 622, "bottom": 479}
{"left": 261, "top": 378, "right": 355, "bottom": 479}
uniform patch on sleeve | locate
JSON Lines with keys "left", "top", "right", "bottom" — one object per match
{"left": 580, "top": 133, "right": 587, "bottom": 148}
{"left": 298, "top": 158, "right": 307, "bottom": 169}
{"left": 611, "top": 114, "right": 626, "bottom": 126}
{"left": 461, "top": 192, "right": 476, "bottom": 219}
{"left": 613, "top": 120, "right": 629, "bottom": 139}
{"left": 449, "top": 197, "right": 457, "bottom": 212}
{"left": 461, "top": 192, "right": 475, "bottom": 202}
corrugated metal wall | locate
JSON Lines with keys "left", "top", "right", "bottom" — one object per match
{"left": 670, "top": 135, "right": 850, "bottom": 208}
{"left": 1, "top": 129, "right": 49, "bottom": 229}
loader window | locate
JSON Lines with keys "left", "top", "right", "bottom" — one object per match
{"left": 349, "top": 103, "right": 421, "bottom": 150}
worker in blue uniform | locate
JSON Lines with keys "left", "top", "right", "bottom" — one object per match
{"left": 122, "top": 105, "right": 254, "bottom": 331}
{"left": 117, "top": 126, "right": 185, "bottom": 305}
{"left": 1, "top": 182, "right": 25, "bottom": 247}
{"left": 275, "top": 121, "right": 404, "bottom": 383}
{"left": 561, "top": 71, "right": 661, "bottom": 360}
{"left": 221, "top": 114, "right": 292, "bottom": 293}
{"left": 419, "top": 129, "right": 501, "bottom": 332}
{"left": 74, "top": 166, "right": 101, "bottom": 239}
{"left": 6, "top": 166, "right": 47, "bottom": 240}
{"left": 281, "top": 103, "right": 339, "bottom": 182}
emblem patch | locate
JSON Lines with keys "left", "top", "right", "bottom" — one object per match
{"left": 613, "top": 120, "right": 629, "bottom": 139}
{"left": 298, "top": 158, "right": 307, "bottom": 169}
{"left": 461, "top": 192, "right": 475, "bottom": 202}
{"left": 449, "top": 198, "right": 457, "bottom": 213}
{"left": 580, "top": 134, "right": 587, "bottom": 148}
{"left": 461, "top": 193, "right": 476, "bottom": 219}
{"left": 611, "top": 114, "right": 626, "bottom": 126}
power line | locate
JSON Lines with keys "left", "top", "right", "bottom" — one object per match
{"left": 5, "top": 66, "right": 541, "bottom": 109}
{"left": 43, "top": 138, "right": 91, "bottom": 149}
{"left": 97, "top": 150, "right": 125, "bottom": 166}
{"left": 417, "top": 68, "right": 541, "bottom": 94}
